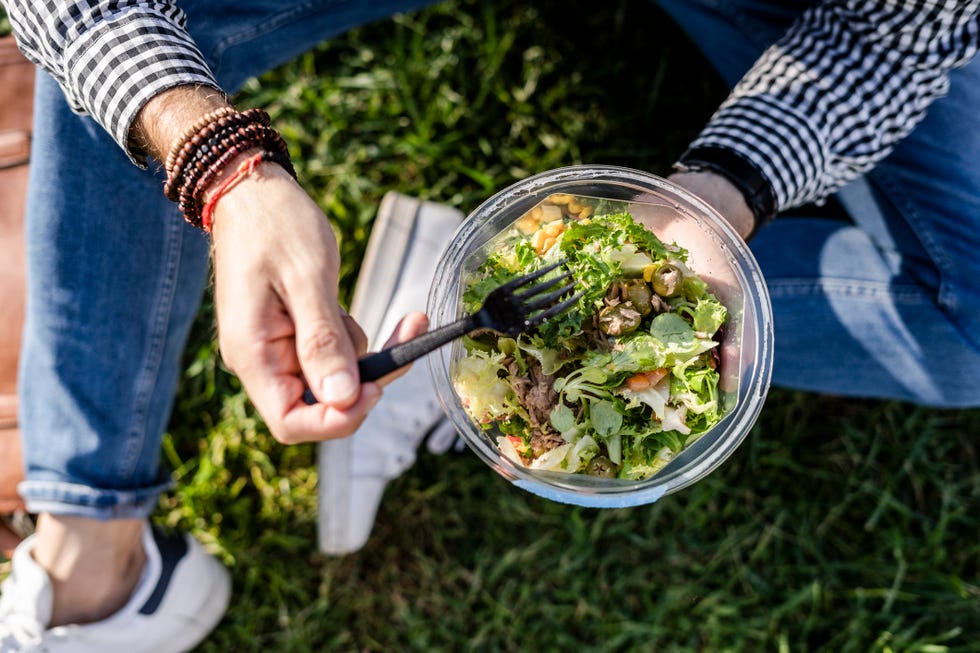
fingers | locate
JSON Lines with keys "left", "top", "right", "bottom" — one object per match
{"left": 277, "top": 312, "right": 429, "bottom": 443}
{"left": 299, "top": 310, "right": 366, "bottom": 404}
{"left": 373, "top": 311, "right": 430, "bottom": 385}
{"left": 302, "top": 311, "right": 429, "bottom": 397}
{"left": 288, "top": 280, "right": 362, "bottom": 409}
{"left": 280, "top": 380, "right": 383, "bottom": 444}
{"left": 341, "top": 310, "right": 369, "bottom": 356}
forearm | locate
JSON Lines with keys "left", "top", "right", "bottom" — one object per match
{"left": 130, "top": 86, "right": 232, "bottom": 165}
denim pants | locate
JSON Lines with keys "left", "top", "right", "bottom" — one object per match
{"left": 19, "top": 0, "right": 980, "bottom": 518}
{"left": 19, "top": 0, "right": 437, "bottom": 518}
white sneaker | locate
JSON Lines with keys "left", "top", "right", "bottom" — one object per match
{"left": 317, "top": 192, "right": 464, "bottom": 555}
{"left": 0, "top": 524, "right": 230, "bottom": 652}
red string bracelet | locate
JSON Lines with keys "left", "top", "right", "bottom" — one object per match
{"left": 200, "top": 151, "right": 265, "bottom": 233}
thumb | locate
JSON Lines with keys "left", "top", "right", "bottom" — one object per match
{"left": 292, "top": 294, "right": 361, "bottom": 408}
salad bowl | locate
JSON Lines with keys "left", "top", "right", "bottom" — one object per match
{"left": 427, "top": 165, "right": 774, "bottom": 507}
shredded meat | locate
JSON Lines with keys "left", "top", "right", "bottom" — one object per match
{"left": 506, "top": 357, "right": 564, "bottom": 456}
{"left": 530, "top": 428, "right": 565, "bottom": 457}
{"left": 598, "top": 302, "right": 642, "bottom": 336}
{"left": 509, "top": 358, "right": 558, "bottom": 429}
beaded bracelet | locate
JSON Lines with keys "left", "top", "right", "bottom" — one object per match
{"left": 164, "top": 108, "right": 271, "bottom": 201}
{"left": 189, "top": 125, "right": 293, "bottom": 203}
{"left": 163, "top": 108, "right": 295, "bottom": 230}
{"left": 176, "top": 124, "right": 294, "bottom": 227}
{"left": 164, "top": 106, "right": 237, "bottom": 177}
{"left": 176, "top": 123, "right": 270, "bottom": 210}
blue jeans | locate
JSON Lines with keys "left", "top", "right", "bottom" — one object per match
{"left": 20, "top": 0, "right": 980, "bottom": 518}
{"left": 656, "top": 0, "right": 980, "bottom": 407}
{"left": 19, "top": 0, "right": 436, "bottom": 518}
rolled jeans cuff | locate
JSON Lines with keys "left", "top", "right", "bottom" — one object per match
{"left": 17, "top": 477, "right": 174, "bottom": 520}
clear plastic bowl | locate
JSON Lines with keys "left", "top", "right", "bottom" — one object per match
{"left": 427, "top": 165, "right": 773, "bottom": 507}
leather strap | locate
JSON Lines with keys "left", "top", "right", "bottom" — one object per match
{"left": 0, "top": 35, "right": 33, "bottom": 519}
{"left": 675, "top": 145, "right": 778, "bottom": 238}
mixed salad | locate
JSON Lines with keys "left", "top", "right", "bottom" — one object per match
{"left": 453, "top": 194, "right": 729, "bottom": 480}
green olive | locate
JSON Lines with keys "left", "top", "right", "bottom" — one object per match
{"left": 623, "top": 279, "right": 653, "bottom": 316}
{"left": 651, "top": 263, "right": 682, "bottom": 297}
{"left": 598, "top": 303, "right": 642, "bottom": 336}
{"left": 586, "top": 455, "right": 619, "bottom": 478}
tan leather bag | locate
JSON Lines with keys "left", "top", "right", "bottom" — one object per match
{"left": 0, "top": 35, "right": 33, "bottom": 554}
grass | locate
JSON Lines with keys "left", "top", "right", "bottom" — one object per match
{"left": 4, "top": 1, "right": 980, "bottom": 651}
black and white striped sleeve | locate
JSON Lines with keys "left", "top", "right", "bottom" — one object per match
{"left": 3, "top": 0, "right": 221, "bottom": 165}
{"left": 684, "top": 0, "right": 980, "bottom": 212}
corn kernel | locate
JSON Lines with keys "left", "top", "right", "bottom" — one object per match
{"left": 540, "top": 204, "right": 562, "bottom": 222}
{"left": 515, "top": 215, "right": 538, "bottom": 234}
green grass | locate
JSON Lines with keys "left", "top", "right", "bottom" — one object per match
{"left": 4, "top": 1, "right": 980, "bottom": 650}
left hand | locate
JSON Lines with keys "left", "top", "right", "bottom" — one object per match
{"left": 668, "top": 169, "right": 756, "bottom": 241}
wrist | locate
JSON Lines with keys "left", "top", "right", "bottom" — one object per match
{"left": 130, "top": 85, "right": 231, "bottom": 164}
{"left": 673, "top": 145, "right": 777, "bottom": 240}
{"left": 156, "top": 106, "right": 296, "bottom": 231}
{"left": 668, "top": 170, "right": 756, "bottom": 240}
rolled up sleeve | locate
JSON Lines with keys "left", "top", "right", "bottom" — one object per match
{"left": 4, "top": 0, "right": 221, "bottom": 165}
{"left": 685, "top": 0, "right": 980, "bottom": 211}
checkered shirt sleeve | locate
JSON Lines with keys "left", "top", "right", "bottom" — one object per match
{"left": 685, "top": 0, "right": 980, "bottom": 211}
{"left": 3, "top": 0, "right": 220, "bottom": 166}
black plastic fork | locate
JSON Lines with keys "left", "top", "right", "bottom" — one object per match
{"left": 356, "top": 259, "right": 582, "bottom": 382}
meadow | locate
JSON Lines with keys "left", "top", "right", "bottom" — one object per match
{"left": 3, "top": 2, "right": 979, "bottom": 651}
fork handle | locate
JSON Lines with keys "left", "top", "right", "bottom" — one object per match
{"left": 357, "top": 315, "right": 477, "bottom": 382}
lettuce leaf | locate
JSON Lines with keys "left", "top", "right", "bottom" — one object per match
{"left": 453, "top": 350, "right": 516, "bottom": 423}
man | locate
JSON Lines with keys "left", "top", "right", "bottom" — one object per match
{"left": 0, "top": 1, "right": 976, "bottom": 651}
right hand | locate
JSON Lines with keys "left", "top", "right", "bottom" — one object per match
{"left": 131, "top": 88, "right": 425, "bottom": 443}
{"left": 207, "top": 161, "right": 428, "bottom": 444}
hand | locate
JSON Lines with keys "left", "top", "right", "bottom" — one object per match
{"left": 631, "top": 169, "right": 755, "bottom": 395}
{"left": 208, "top": 162, "right": 426, "bottom": 443}
{"left": 132, "top": 87, "right": 427, "bottom": 444}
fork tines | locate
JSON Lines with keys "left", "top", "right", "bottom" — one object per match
{"left": 514, "top": 259, "right": 583, "bottom": 326}
{"left": 526, "top": 289, "right": 584, "bottom": 327}
{"left": 500, "top": 259, "right": 567, "bottom": 290}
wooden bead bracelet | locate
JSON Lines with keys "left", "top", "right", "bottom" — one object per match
{"left": 163, "top": 108, "right": 295, "bottom": 231}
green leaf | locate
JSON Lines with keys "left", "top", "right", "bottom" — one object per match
{"left": 550, "top": 403, "right": 577, "bottom": 434}
{"left": 649, "top": 312, "right": 695, "bottom": 345}
{"left": 687, "top": 296, "right": 728, "bottom": 336}
{"left": 590, "top": 399, "right": 623, "bottom": 437}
